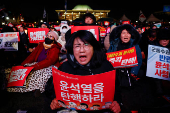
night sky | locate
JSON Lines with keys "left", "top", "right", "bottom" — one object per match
{"left": 1, "top": 1, "right": 170, "bottom": 21}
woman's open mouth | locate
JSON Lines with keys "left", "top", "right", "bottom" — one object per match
{"left": 79, "top": 55, "right": 87, "bottom": 62}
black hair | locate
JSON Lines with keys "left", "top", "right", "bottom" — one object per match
{"left": 62, "top": 26, "right": 67, "bottom": 29}
{"left": 80, "top": 103, "right": 88, "bottom": 108}
{"left": 110, "top": 24, "right": 140, "bottom": 45}
{"left": 157, "top": 29, "right": 170, "bottom": 40}
{"left": 145, "top": 29, "right": 157, "bottom": 38}
{"left": 65, "top": 30, "right": 106, "bottom": 68}
{"left": 82, "top": 13, "right": 96, "bottom": 25}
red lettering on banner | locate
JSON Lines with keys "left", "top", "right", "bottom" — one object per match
{"left": 52, "top": 67, "right": 116, "bottom": 110}
{"left": 155, "top": 69, "right": 169, "bottom": 78}
{"left": 154, "top": 61, "right": 170, "bottom": 78}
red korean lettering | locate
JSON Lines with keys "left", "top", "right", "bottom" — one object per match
{"left": 155, "top": 69, "right": 161, "bottom": 77}
{"left": 162, "top": 63, "right": 170, "bottom": 70}
{"left": 155, "top": 61, "right": 162, "bottom": 69}
{"left": 162, "top": 70, "right": 169, "bottom": 78}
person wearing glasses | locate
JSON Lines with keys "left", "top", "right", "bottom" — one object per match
{"left": 49, "top": 30, "right": 121, "bottom": 113}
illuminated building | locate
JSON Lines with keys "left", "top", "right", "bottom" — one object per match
{"left": 55, "top": 4, "right": 110, "bottom": 22}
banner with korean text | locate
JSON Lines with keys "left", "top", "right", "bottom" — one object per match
{"left": 7, "top": 66, "right": 34, "bottom": 87}
{"left": 52, "top": 67, "right": 116, "bottom": 110}
{"left": 0, "top": 32, "right": 19, "bottom": 51}
{"left": 106, "top": 46, "right": 138, "bottom": 68}
{"left": 71, "top": 26, "right": 99, "bottom": 41}
{"left": 146, "top": 45, "right": 170, "bottom": 81}
{"left": 28, "top": 28, "right": 49, "bottom": 43}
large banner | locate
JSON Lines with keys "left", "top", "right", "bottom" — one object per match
{"left": 146, "top": 45, "right": 170, "bottom": 81}
{"left": 71, "top": 26, "right": 99, "bottom": 41}
{"left": 106, "top": 47, "right": 138, "bottom": 68}
{"left": 0, "top": 32, "right": 19, "bottom": 51}
{"left": 7, "top": 66, "right": 34, "bottom": 87}
{"left": 28, "top": 28, "right": 49, "bottom": 43}
{"left": 52, "top": 67, "right": 116, "bottom": 110}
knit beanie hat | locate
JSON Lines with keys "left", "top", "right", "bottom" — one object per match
{"left": 157, "top": 29, "right": 170, "bottom": 40}
{"left": 48, "top": 31, "right": 59, "bottom": 42}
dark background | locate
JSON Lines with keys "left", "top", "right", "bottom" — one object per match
{"left": 0, "top": 1, "right": 170, "bottom": 22}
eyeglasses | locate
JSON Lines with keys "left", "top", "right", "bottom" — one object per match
{"left": 73, "top": 43, "right": 91, "bottom": 51}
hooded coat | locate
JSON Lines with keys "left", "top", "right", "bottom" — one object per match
{"left": 21, "top": 42, "right": 62, "bottom": 70}
{"left": 107, "top": 24, "right": 142, "bottom": 76}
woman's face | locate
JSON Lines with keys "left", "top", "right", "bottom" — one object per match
{"left": 47, "top": 33, "right": 55, "bottom": 40}
{"left": 85, "top": 17, "right": 93, "bottom": 24}
{"left": 73, "top": 37, "right": 94, "bottom": 65}
{"left": 120, "top": 29, "right": 131, "bottom": 43}
{"left": 159, "top": 40, "right": 169, "bottom": 47}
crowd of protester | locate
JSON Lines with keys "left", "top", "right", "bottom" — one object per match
{"left": 0, "top": 13, "right": 170, "bottom": 113}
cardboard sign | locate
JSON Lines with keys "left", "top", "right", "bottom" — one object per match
{"left": 71, "top": 26, "right": 99, "bottom": 41}
{"left": 52, "top": 67, "right": 116, "bottom": 111}
{"left": 146, "top": 45, "right": 170, "bottom": 81}
{"left": 7, "top": 66, "right": 34, "bottom": 87}
{"left": 106, "top": 47, "right": 138, "bottom": 68}
{"left": 28, "top": 28, "right": 49, "bottom": 43}
{"left": 0, "top": 32, "right": 19, "bottom": 51}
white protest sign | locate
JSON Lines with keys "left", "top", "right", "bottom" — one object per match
{"left": 146, "top": 45, "right": 170, "bottom": 81}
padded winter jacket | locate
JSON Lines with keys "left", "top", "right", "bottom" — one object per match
{"left": 21, "top": 42, "right": 62, "bottom": 70}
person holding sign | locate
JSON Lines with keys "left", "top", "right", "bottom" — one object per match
{"left": 8, "top": 31, "right": 62, "bottom": 93}
{"left": 107, "top": 24, "right": 142, "bottom": 86}
{"left": 107, "top": 24, "right": 144, "bottom": 112}
{"left": 147, "top": 29, "right": 170, "bottom": 95}
{"left": 49, "top": 30, "right": 121, "bottom": 113}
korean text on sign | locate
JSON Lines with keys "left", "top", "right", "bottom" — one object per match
{"left": 52, "top": 67, "right": 116, "bottom": 110}
{"left": 146, "top": 45, "right": 170, "bottom": 81}
{"left": 106, "top": 46, "right": 138, "bottom": 68}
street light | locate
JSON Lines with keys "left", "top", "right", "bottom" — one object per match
{"left": 6, "top": 17, "right": 9, "bottom": 20}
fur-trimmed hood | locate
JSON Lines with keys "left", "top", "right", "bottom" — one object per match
{"left": 109, "top": 24, "right": 140, "bottom": 45}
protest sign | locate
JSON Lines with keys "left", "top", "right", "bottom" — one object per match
{"left": 71, "top": 26, "right": 99, "bottom": 41}
{"left": 7, "top": 66, "right": 34, "bottom": 87}
{"left": 54, "top": 25, "right": 60, "bottom": 31}
{"left": 106, "top": 46, "right": 138, "bottom": 68}
{"left": 28, "top": 28, "right": 49, "bottom": 43}
{"left": 146, "top": 45, "right": 170, "bottom": 81}
{"left": 122, "top": 21, "right": 130, "bottom": 24}
{"left": 0, "top": 32, "right": 19, "bottom": 51}
{"left": 52, "top": 67, "right": 116, "bottom": 110}
{"left": 99, "top": 27, "right": 106, "bottom": 37}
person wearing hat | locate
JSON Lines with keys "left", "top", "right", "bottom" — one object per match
{"left": 157, "top": 29, "right": 170, "bottom": 48}
{"left": 4, "top": 31, "right": 62, "bottom": 112}
{"left": 82, "top": 13, "right": 97, "bottom": 25}
{"left": 21, "top": 31, "right": 62, "bottom": 70}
